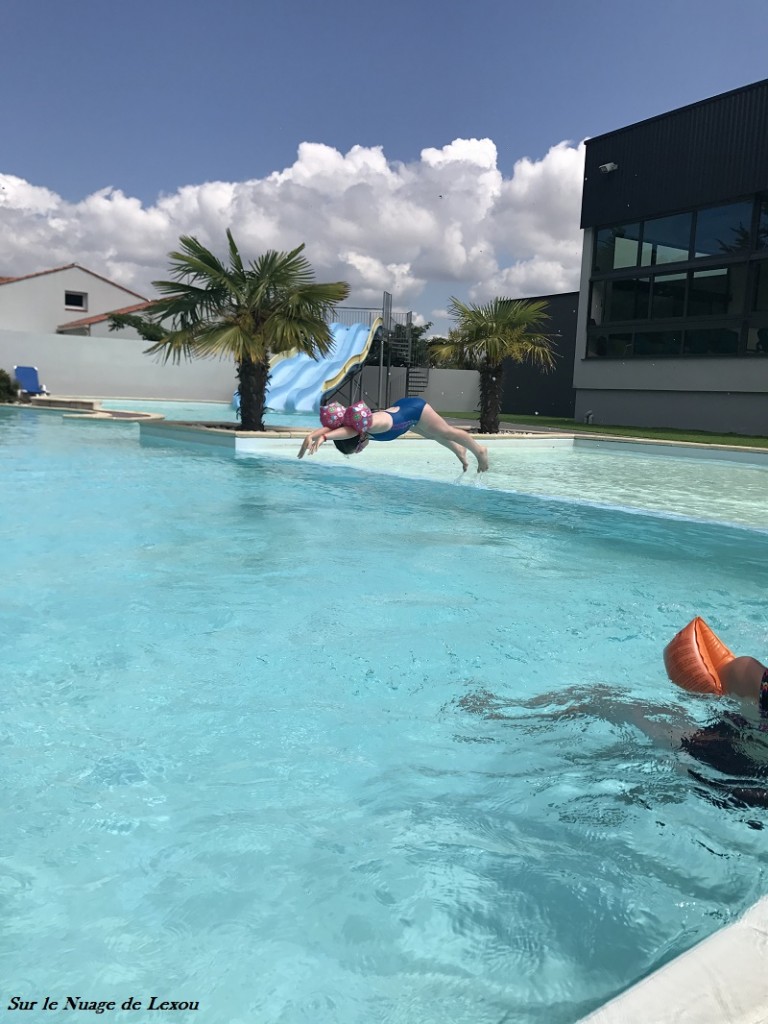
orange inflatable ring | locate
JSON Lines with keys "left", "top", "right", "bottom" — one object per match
{"left": 663, "top": 617, "right": 735, "bottom": 694}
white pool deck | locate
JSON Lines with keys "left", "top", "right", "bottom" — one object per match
{"left": 578, "top": 896, "right": 768, "bottom": 1024}
{"left": 11, "top": 399, "right": 768, "bottom": 1023}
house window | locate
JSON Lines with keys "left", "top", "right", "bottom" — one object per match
{"left": 65, "top": 291, "right": 88, "bottom": 310}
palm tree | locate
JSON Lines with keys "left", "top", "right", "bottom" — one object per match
{"left": 432, "top": 297, "right": 556, "bottom": 434}
{"left": 115, "top": 230, "right": 349, "bottom": 431}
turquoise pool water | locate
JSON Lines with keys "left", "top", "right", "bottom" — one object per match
{"left": 3, "top": 407, "right": 768, "bottom": 1023}
{"left": 99, "top": 398, "right": 315, "bottom": 428}
{"left": 240, "top": 434, "right": 768, "bottom": 531}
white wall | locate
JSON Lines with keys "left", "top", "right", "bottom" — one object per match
{"left": 423, "top": 369, "right": 479, "bottom": 412}
{"left": 357, "top": 366, "right": 479, "bottom": 412}
{"left": 0, "top": 267, "right": 146, "bottom": 333}
{"left": 0, "top": 328, "right": 481, "bottom": 411}
{"left": 0, "top": 329, "right": 237, "bottom": 400}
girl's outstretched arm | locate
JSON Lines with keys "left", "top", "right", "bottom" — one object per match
{"left": 298, "top": 426, "right": 357, "bottom": 458}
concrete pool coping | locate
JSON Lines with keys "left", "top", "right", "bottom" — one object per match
{"left": 5, "top": 397, "right": 166, "bottom": 422}
{"left": 576, "top": 895, "right": 768, "bottom": 1024}
{"left": 12, "top": 399, "right": 768, "bottom": 462}
{"left": 134, "top": 416, "right": 768, "bottom": 466}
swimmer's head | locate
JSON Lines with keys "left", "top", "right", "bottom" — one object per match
{"left": 334, "top": 435, "right": 369, "bottom": 455}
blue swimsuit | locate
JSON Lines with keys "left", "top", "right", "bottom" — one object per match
{"left": 368, "top": 397, "right": 426, "bottom": 441}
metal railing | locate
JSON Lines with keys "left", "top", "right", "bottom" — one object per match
{"left": 331, "top": 307, "right": 413, "bottom": 328}
{"left": 331, "top": 307, "right": 381, "bottom": 327}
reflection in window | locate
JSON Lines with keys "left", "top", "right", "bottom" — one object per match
{"left": 688, "top": 265, "right": 746, "bottom": 317}
{"left": 745, "top": 323, "right": 768, "bottom": 353}
{"left": 757, "top": 199, "right": 768, "bottom": 250}
{"left": 684, "top": 328, "right": 739, "bottom": 355}
{"left": 635, "top": 277, "right": 651, "bottom": 320}
{"left": 594, "top": 224, "right": 641, "bottom": 271}
{"left": 634, "top": 330, "right": 683, "bottom": 356}
{"left": 693, "top": 201, "right": 753, "bottom": 257}
{"left": 640, "top": 214, "right": 692, "bottom": 266}
{"left": 651, "top": 273, "right": 686, "bottom": 318}
{"left": 589, "top": 281, "right": 605, "bottom": 325}
{"left": 605, "top": 279, "right": 638, "bottom": 321}
{"left": 754, "top": 261, "right": 768, "bottom": 311}
{"left": 688, "top": 269, "right": 728, "bottom": 315}
{"left": 587, "top": 333, "right": 632, "bottom": 358}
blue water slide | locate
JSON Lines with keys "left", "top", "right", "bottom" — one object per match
{"left": 233, "top": 320, "right": 380, "bottom": 415}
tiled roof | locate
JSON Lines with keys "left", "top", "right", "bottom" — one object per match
{"left": 0, "top": 263, "right": 147, "bottom": 300}
{"left": 58, "top": 300, "right": 156, "bottom": 331}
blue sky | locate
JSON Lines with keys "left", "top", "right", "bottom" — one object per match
{"left": 2, "top": 0, "right": 768, "bottom": 330}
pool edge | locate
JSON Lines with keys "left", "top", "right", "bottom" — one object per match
{"left": 577, "top": 895, "right": 768, "bottom": 1024}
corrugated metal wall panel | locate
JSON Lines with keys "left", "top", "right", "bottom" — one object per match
{"left": 501, "top": 292, "right": 577, "bottom": 417}
{"left": 582, "top": 79, "right": 768, "bottom": 227}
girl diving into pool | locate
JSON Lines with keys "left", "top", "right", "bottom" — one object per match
{"left": 297, "top": 397, "right": 489, "bottom": 472}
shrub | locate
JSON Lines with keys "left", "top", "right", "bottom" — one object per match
{"left": 0, "top": 368, "right": 19, "bottom": 403}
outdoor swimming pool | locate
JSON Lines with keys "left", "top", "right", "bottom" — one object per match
{"left": 3, "top": 406, "right": 768, "bottom": 1024}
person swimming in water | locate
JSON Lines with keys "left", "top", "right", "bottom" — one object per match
{"left": 297, "top": 397, "right": 490, "bottom": 472}
{"left": 671, "top": 651, "right": 768, "bottom": 813}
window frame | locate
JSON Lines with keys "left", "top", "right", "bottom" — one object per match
{"left": 587, "top": 196, "right": 766, "bottom": 359}
{"left": 64, "top": 290, "right": 88, "bottom": 311}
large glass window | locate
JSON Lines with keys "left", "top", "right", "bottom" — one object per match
{"left": 635, "top": 278, "right": 651, "bottom": 320}
{"left": 688, "top": 265, "right": 747, "bottom": 317}
{"left": 640, "top": 213, "right": 692, "bottom": 266}
{"left": 634, "top": 330, "right": 683, "bottom": 356}
{"left": 594, "top": 223, "right": 641, "bottom": 271}
{"left": 753, "top": 261, "right": 768, "bottom": 311}
{"left": 651, "top": 273, "right": 686, "bottom": 318}
{"left": 589, "top": 198, "right": 766, "bottom": 359}
{"left": 684, "top": 328, "right": 739, "bottom": 355}
{"left": 604, "top": 279, "right": 638, "bottom": 321}
{"left": 756, "top": 199, "right": 768, "bottom": 251}
{"left": 587, "top": 332, "right": 632, "bottom": 358}
{"left": 589, "top": 281, "right": 605, "bottom": 326}
{"left": 746, "top": 321, "right": 768, "bottom": 353}
{"left": 693, "top": 201, "right": 754, "bottom": 257}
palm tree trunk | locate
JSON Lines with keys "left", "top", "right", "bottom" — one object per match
{"left": 237, "top": 355, "right": 270, "bottom": 431}
{"left": 478, "top": 363, "right": 504, "bottom": 433}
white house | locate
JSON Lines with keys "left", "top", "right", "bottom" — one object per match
{"left": 0, "top": 263, "right": 238, "bottom": 400}
{"left": 0, "top": 264, "right": 150, "bottom": 339}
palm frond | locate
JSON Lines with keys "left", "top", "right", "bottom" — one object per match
{"left": 141, "top": 230, "right": 351, "bottom": 403}
{"left": 446, "top": 295, "right": 555, "bottom": 367}
{"left": 143, "top": 326, "right": 200, "bottom": 365}
{"left": 188, "top": 323, "right": 267, "bottom": 362}
{"left": 226, "top": 228, "right": 245, "bottom": 277}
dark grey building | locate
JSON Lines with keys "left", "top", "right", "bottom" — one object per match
{"left": 574, "top": 78, "right": 768, "bottom": 434}
{"left": 502, "top": 291, "right": 577, "bottom": 417}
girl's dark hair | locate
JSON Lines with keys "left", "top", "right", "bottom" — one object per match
{"left": 333, "top": 436, "right": 361, "bottom": 455}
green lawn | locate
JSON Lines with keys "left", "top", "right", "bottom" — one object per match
{"left": 441, "top": 412, "right": 768, "bottom": 449}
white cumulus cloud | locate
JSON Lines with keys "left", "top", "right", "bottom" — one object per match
{"left": 0, "top": 139, "right": 586, "bottom": 330}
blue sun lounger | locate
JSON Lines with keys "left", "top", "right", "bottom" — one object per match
{"left": 13, "top": 365, "right": 49, "bottom": 396}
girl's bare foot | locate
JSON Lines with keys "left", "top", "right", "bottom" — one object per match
{"left": 458, "top": 446, "right": 468, "bottom": 472}
{"left": 476, "top": 446, "right": 489, "bottom": 472}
